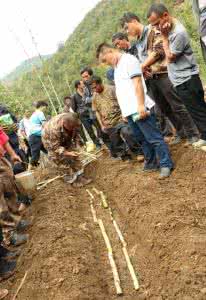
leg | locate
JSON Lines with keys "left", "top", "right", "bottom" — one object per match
{"left": 127, "top": 117, "right": 158, "bottom": 169}
{"left": 137, "top": 114, "right": 173, "bottom": 169}
{"left": 159, "top": 76, "right": 199, "bottom": 139}
{"left": 106, "top": 126, "right": 127, "bottom": 158}
{"left": 120, "top": 125, "right": 143, "bottom": 155}
{"left": 81, "top": 117, "right": 100, "bottom": 145}
{"left": 29, "top": 135, "right": 42, "bottom": 166}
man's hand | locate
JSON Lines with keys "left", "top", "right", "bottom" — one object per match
{"left": 64, "top": 151, "right": 79, "bottom": 159}
{"left": 11, "top": 154, "right": 22, "bottom": 164}
{"left": 138, "top": 105, "right": 148, "bottom": 120}
{"left": 160, "top": 22, "right": 171, "bottom": 37}
{"left": 122, "top": 117, "right": 128, "bottom": 123}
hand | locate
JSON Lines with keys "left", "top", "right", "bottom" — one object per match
{"left": 122, "top": 117, "right": 128, "bottom": 123}
{"left": 143, "top": 70, "right": 153, "bottom": 79}
{"left": 11, "top": 154, "right": 22, "bottom": 164}
{"left": 64, "top": 151, "right": 79, "bottom": 159}
{"left": 101, "top": 126, "right": 108, "bottom": 133}
{"left": 160, "top": 22, "right": 171, "bottom": 37}
{"left": 138, "top": 105, "right": 148, "bottom": 120}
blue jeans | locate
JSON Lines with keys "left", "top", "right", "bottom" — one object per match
{"left": 127, "top": 113, "right": 173, "bottom": 169}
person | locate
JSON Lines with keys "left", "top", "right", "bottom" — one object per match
{"left": 19, "top": 110, "right": 32, "bottom": 160}
{"left": 29, "top": 101, "right": 48, "bottom": 166}
{"left": 120, "top": 12, "right": 199, "bottom": 145}
{"left": 193, "top": 0, "right": 206, "bottom": 63}
{"left": 80, "top": 68, "right": 102, "bottom": 148}
{"left": 96, "top": 43, "right": 173, "bottom": 179}
{"left": 91, "top": 75, "right": 143, "bottom": 160}
{"left": 0, "top": 104, "right": 27, "bottom": 168}
{"left": 0, "top": 128, "right": 29, "bottom": 246}
{"left": 42, "top": 112, "right": 92, "bottom": 187}
{"left": 147, "top": 3, "right": 206, "bottom": 148}
{"left": 112, "top": 32, "right": 139, "bottom": 58}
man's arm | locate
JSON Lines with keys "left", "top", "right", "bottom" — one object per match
{"left": 162, "top": 36, "right": 177, "bottom": 63}
{"left": 132, "top": 76, "right": 148, "bottom": 119}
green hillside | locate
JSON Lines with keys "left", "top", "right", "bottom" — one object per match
{"left": 3, "top": 55, "right": 52, "bottom": 83}
{"left": 1, "top": 0, "right": 205, "bottom": 115}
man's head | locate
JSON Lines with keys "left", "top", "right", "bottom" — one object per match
{"left": 91, "top": 76, "right": 104, "bottom": 94}
{"left": 74, "top": 80, "right": 84, "bottom": 92}
{"left": 24, "top": 110, "right": 31, "bottom": 118}
{"left": 120, "top": 12, "right": 141, "bottom": 38}
{"left": 64, "top": 96, "right": 72, "bottom": 107}
{"left": 96, "top": 43, "right": 120, "bottom": 66}
{"left": 147, "top": 3, "right": 170, "bottom": 27}
{"left": 112, "top": 32, "right": 130, "bottom": 50}
{"left": 61, "top": 112, "right": 81, "bottom": 133}
{"left": 36, "top": 101, "right": 48, "bottom": 112}
{"left": 80, "top": 67, "right": 93, "bottom": 83}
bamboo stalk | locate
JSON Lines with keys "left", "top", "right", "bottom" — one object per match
{"left": 12, "top": 271, "right": 28, "bottom": 300}
{"left": 98, "top": 219, "right": 123, "bottom": 295}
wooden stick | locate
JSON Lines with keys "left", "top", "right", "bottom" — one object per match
{"left": 12, "top": 271, "right": 28, "bottom": 300}
{"left": 98, "top": 219, "right": 123, "bottom": 295}
{"left": 37, "top": 175, "right": 64, "bottom": 190}
{"left": 122, "top": 247, "right": 139, "bottom": 290}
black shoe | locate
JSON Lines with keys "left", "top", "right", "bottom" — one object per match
{"left": 10, "top": 232, "right": 29, "bottom": 246}
{"left": 0, "top": 246, "right": 21, "bottom": 260}
{"left": 121, "top": 154, "right": 132, "bottom": 161}
{"left": 0, "top": 259, "right": 16, "bottom": 281}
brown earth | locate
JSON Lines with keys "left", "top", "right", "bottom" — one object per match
{"left": 2, "top": 144, "right": 206, "bottom": 300}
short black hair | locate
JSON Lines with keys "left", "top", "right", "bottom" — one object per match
{"left": 147, "top": 3, "right": 169, "bottom": 18}
{"left": 64, "top": 96, "right": 72, "bottom": 104}
{"left": 74, "top": 80, "right": 81, "bottom": 89}
{"left": 120, "top": 12, "right": 140, "bottom": 28}
{"left": 80, "top": 67, "right": 93, "bottom": 76}
{"left": 91, "top": 75, "right": 102, "bottom": 85}
{"left": 112, "top": 32, "right": 129, "bottom": 42}
{"left": 96, "top": 43, "right": 114, "bottom": 59}
{"left": 36, "top": 101, "right": 48, "bottom": 109}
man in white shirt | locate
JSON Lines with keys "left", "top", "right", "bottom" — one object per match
{"left": 96, "top": 43, "right": 173, "bottom": 178}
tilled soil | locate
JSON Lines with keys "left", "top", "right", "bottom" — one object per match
{"left": 2, "top": 144, "right": 206, "bottom": 300}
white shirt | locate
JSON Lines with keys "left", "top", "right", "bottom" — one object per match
{"left": 114, "top": 53, "right": 154, "bottom": 117}
{"left": 19, "top": 117, "right": 31, "bottom": 138}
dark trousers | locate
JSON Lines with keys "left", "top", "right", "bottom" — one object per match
{"left": 102, "top": 123, "right": 142, "bottom": 157}
{"left": 176, "top": 75, "right": 206, "bottom": 140}
{"left": 127, "top": 113, "right": 173, "bottom": 169}
{"left": 80, "top": 117, "right": 101, "bottom": 146}
{"left": 147, "top": 74, "right": 198, "bottom": 138}
{"left": 29, "top": 135, "right": 47, "bottom": 166}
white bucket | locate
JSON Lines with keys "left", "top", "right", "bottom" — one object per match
{"left": 15, "top": 171, "right": 36, "bottom": 192}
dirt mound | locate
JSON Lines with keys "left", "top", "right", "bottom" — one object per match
{"left": 2, "top": 144, "right": 206, "bottom": 300}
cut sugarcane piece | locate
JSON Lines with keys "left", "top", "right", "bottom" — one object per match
{"left": 92, "top": 187, "right": 101, "bottom": 195}
{"left": 122, "top": 247, "right": 139, "bottom": 290}
{"left": 86, "top": 189, "right": 98, "bottom": 223}
{"left": 100, "top": 191, "right": 109, "bottom": 209}
{"left": 98, "top": 219, "right": 123, "bottom": 295}
{"left": 113, "top": 220, "right": 127, "bottom": 247}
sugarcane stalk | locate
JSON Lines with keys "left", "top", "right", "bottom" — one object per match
{"left": 86, "top": 189, "right": 98, "bottom": 223}
{"left": 122, "top": 247, "right": 139, "bottom": 290}
{"left": 92, "top": 187, "right": 101, "bottom": 195}
{"left": 100, "top": 191, "right": 109, "bottom": 209}
{"left": 98, "top": 219, "right": 123, "bottom": 295}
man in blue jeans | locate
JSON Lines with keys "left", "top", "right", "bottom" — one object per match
{"left": 96, "top": 43, "right": 173, "bottom": 179}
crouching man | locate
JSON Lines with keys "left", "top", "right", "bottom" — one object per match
{"left": 91, "top": 75, "right": 143, "bottom": 160}
{"left": 42, "top": 112, "right": 92, "bottom": 187}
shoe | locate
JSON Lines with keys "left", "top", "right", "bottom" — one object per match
{"left": 121, "top": 154, "right": 132, "bottom": 161}
{"left": 0, "top": 246, "right": 21, "bottom": 260}
{"left": 169, "top": 135, "right": 181, "bottom": 145}
{"left": 143, "top": 167, "right": 159, "bottom": 173}
{"left": 159, "top": 167, "right": 171, "bottom": 179}
{"left": 10, "top": 233, "right": 29, "bottom": 246}
{"left": 79, "top": 176, "right": 92, "bottom": 186}
{"left": 16, "top": 220, "right": 31, "bottom": 232}
{"left": 0, "top": 289, "right": 8, "bottom": 299}
{"left": 192, "top": 139, "right": 206, "bottom": 148}
{"left": 0, "top": 259, "right": 16, "bottom": 281}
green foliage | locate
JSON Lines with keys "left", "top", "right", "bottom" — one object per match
{"left": 3, "top": 0, "right": 206, "bottom": 114}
